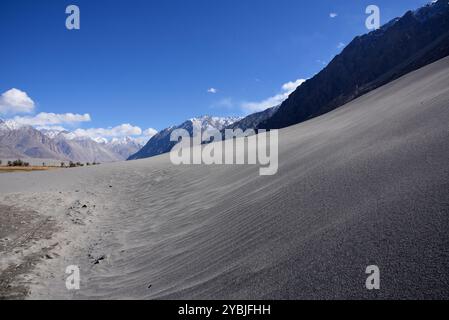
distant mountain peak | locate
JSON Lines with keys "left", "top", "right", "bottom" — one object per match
{"left": 413, "top": 0, "right": 448, "bottom": 22}
{"left": 0, "top": 119, "right": 29, "bottom": 131}
{"left": 189, "top": 115, "right": 243, "bottom": 133}
{"left": 0, "top": 122, "right": 143, "bottom": 162}
{"left": 39, "top": 128, "right": 69, "bottom": 139}
{"left": 109, "top": 136, "right": 142, "bottom": 146}
{"left": 128, "top": 115, "right": 242, "bottom": 160}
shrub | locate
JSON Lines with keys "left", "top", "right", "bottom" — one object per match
{"left": 12, "top": 159, "right": 24, "bottom": 167}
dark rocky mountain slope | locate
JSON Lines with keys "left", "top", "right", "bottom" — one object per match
{"left": 259, "top": 0, "right": 449, "bottom": 129}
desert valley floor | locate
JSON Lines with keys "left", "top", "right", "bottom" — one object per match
{"left": 1, "top": 57, "right": 449, "bottom": 299}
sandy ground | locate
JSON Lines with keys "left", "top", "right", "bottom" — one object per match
{"left": 1, "top": 56, "right": 449, "bottom": 300}
{"left": 0, "top": 167, "right": 60, "bottom": 173}
{"left": 0, "top": 204, "right": 57, "bottom": 299}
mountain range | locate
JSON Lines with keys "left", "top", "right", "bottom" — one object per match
{"left": 0, "top": 115, "right": 247, "bottom": 163}
{"left": 0, "top": 119, "right": 143, "bottom": 163}
{"left": 2, "top": 1, "right": 449, "bottom": 163}
{"left": 128, "top": 116, "right": 242, "bottom": 160}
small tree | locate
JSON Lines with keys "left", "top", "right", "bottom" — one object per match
{"left": 61, "top": 162, "right": 65, "bottom": 168}
{"left": 7, "top": 161, "right": 12, "bottom": 167}
{"left": 69, "top": 161, "right": 76, "bottom": 168}
{"left": 0, "top": 160, "right": 2, "bottom": 166}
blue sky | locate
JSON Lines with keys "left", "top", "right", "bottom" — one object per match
{"left": 0, "top": 0, "right": 430, "bottom": 140}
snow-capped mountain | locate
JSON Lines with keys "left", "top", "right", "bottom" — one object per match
{"left": 128, "top": 116, "right": 242, "bottom": 160}
{"left": 189, "top": 116, "right": 242, "bottom": 133}
{"left": 0, "top": 118, "right": 27, "bottom": 131}
{"left": 0, "top": 121, "right": 69, "bottom": 160}
{"left": 0, "top": 118, "right": 7, "bottom": 132}
{"left": 0, "top": 120, "right": 145, "bottom": 163}
{"left": 226, "top": 106, "right": 280, "bottom": 132}
{"left": 38, "top": 128, "right": 67, "bottom": 139}
{"left": 104, "top": 136, "right": 144, "bottom": 159}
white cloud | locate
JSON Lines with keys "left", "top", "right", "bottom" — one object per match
{"left": 329, "top": 13, "right": 338, "bottom": 18}
{"left": 132, "top": 137, "right": 149, "bottom": 145}
{"left": 72, "top": 124, "right": 143, "bottom": 139}
{"left": 241, "top": 79, "right": 306, "bottom": 113}
{"left": 0, "top": 88, "right": 35, "bottom": 115}
{"left": 143, "top": 128, "right": 158, "bottom": 138}
{"left": 282, "top": 79, "right": 305, "bottom": 92}
{"left": 337, "top": 42, "right": 346, "bottom": 49}
{"left": 133, "top": 129, "right": 158, "bottom": 145}
{"left": 1, "top": 92, "right": 158, "bottom": 144}
{"left": 7, "top": 110, "right": 157, "bottom": 143}
{"left": 35, "top": 125, "right": 68, "bottom": 132}
{"left": 35, "top": 123, "right": 157, "bottom": 144}
{"left": 70, "top": 124, "right": 158, "bottom": 142}
{"left": 12, "top": 112, "right": 91, "bottom": 126}
{"left": 208, "top": 88, "right": 218, "bottom": 94}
